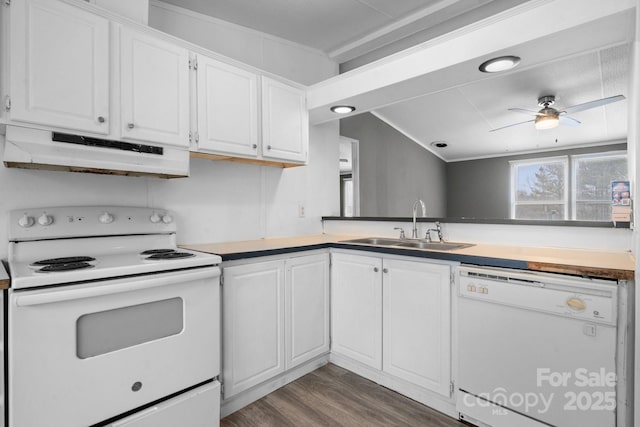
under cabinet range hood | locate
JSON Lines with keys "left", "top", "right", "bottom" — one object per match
{"left": 3, "top": 126, "right": 189, "bottom": 178}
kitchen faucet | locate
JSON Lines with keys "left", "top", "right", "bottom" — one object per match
{"left": 411, "top": 199, "right": 426, "bottom": 239}
{"left": 424, "top": 221, "right": 444, "bottom": 243}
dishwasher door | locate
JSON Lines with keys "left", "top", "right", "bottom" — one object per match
{"left": 456, "top": 266, "right": 617, "bottom": 427}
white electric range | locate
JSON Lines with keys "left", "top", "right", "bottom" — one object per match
{"left": 6, "top": 206, "right": 221, "bottom": 427}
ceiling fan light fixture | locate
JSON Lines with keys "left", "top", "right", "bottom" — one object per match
{"left": 330, "top": 105, "right": 356, "bottom": 114}
{"left": 534, "top": 114, "right": 560, "bottom": 130}
{"left": 479, "top": 55, "right": 521, "bottom": 73}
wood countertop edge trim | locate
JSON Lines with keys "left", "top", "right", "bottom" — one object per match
{"left": 527, "top": 261, "right": 634, "bottom": 281}
{"left": 0, "top": 279, "right": 9, "bottom": 290}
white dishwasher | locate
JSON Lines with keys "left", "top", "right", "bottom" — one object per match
{"left": 456, "top": 265, "right": 618, "bottom": 427}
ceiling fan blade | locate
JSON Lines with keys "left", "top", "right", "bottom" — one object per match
{"left": 559, "top": 115, "right": 581, "bottom": 126}
{"left": 489, "top": 119, "right": 535, "bottom": 132}
{"left": 562, "top": 94, "right": 626, "bottom": 115}
{"left": 508, "top": 108, "right": 544, "bottom": 116}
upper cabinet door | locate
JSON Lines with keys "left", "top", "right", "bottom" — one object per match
{"left": 261, "top": 77, "right": 308, "bottom": 163}
{"left": 196, "top": 55, "right": 259, "bottom": 157}
{"left": 120, "top": 27, "right": 190, "bottom": 147}
{"left": 9, "top": 0, "right": 110, "bottom": 134}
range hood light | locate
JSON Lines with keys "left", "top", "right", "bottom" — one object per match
{"left": 330, "top": 105, "right": 356, "bottom": 114}
{"left": 479, "top": 55, "right": 520, "bottom": 73}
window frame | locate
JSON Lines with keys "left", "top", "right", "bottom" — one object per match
{"left": 571, "top": 150, "right": 627, "bottom": 220}
{"left": 509, "top": 155, "right": 569, "bottom": 220}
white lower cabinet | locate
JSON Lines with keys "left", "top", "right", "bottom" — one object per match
{"left": 222, "top": 253, "right": 329, "bottom": 399}
{"left": 331, "top": 252, "right": 453, "bottom": 397}
{"left": 285, "top": 254, "right": 330, "bottom": 369}
{"left": 330, "top": 253, "right": 382, "bottom": 369}
{"left": 222, "top": 260, "right": 284, "bottom": 399}
{"left": 382, "top": 259, "right": 451, "bottom": 396}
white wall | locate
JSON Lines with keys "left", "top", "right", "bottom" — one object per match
{"left": 0, "top": 1, "right": 341, "bottom": 259}
{"left": 148, "top": 0, "right": 338, "bottom": 86}
{"left": 0, "top": 121, "right": 339, "bottom": 258}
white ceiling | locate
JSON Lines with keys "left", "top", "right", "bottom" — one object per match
{"left": 375, "top": 43, "right": 630, "bottom": 161}
{"left": 161, "top": 0, "right": 633, "bottom": 162}
{"left": 160, "top": 0, "right": 501, "bottom": 60}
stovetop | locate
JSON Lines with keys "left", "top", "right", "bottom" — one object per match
{"left": 7, "top": 206, "right": 221, "bottom": 290}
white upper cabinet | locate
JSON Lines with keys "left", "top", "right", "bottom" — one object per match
{"left": 8, "top": 0, "right": 110, "bottom": 134}
{"left": 261, "top": 76, "right": 308, "bottom": 163}
{"left": 191, "top": 62, "right": 309, "bottom": 166}
{"left": 119, "top": 27, "right": 190, "bottom": 147}
{"left": 195, "top": 55, "right": 259, "bottom": 157}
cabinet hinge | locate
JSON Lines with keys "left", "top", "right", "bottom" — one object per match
{"left": 189, "top": 57, "right": 198, "bottom": 70}
{"left": 194, "top": 132, "right": 200, "bottom": 143}
{"left": 450, "top": 381, "right": 455, "bottom": 396}
{"left": 220, "top": 382, "right": 224, "bottom": 395}
{"left": 220, "top": 274, "right": 224, "bottom": 286}
{"left": 4, "top": 0, "right": 10, "bottom": 7}
{"left": 450, "top": 271, "right": 455, "bottom": 285}
{"left": 4, "top": 95, "right": 10, "bottom": 112}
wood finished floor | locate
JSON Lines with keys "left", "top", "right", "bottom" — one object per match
{"left": 221, "top": 364, "right": 466, "bottom": 427}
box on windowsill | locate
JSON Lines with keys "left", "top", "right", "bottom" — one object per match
{"left": 612, "top": 205, "right": 632, "bottom": 222}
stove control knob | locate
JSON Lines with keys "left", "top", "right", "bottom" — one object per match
{"left": 38, "top": 214, "right": 53, "bottom": 226}
{"left": 161, "top": 214, "right": 173, "bottom": 224}
{"left": 99, "top": 212, "right": 114, "bottom": 224}
{"left": 149, "top": 212, "right": 162, "bottom": 224}
{"left": 18, "top": 214, "right": 35, "bottom": 228}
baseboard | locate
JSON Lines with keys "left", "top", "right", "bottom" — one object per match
{"left": 329, "top": 352, "right": 458, "bottom": 420}
{"left": 221, "top": 354, "right": 330, "bottom": 418}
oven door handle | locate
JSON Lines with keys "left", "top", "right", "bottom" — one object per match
{"left": 14, "top": 267, "right": 220, "bottom": 307}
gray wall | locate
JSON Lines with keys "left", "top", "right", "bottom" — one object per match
{"left": 340, "top": 113, "right": 447, "bottom": 217}
{"left": 446, "top": 143, "right": 627, "bottom": 218}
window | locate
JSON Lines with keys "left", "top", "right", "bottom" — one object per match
{"left": 572, "top": 151, "right": 628, "bottom": 221}
{"left": 511, "top": 156, "right": 568, "bottom": 220}
{"left": 510, "top": 151, "right": 628, "bottom": 221}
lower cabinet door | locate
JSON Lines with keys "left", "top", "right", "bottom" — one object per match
{"left": 382, "top": 259, "right": 451, "bottom": 396}
{"left": 222, "top": 260, "right": 284, "bottom": 398}
{"left": 285, "top": 253, "right": 330, "bottom": 369}
{"left": 331, "top": 253, "right": 382, "bottom": 369}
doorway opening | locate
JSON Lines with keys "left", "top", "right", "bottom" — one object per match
{"left": 339, "top": 136, "right": 360, "bottom": 217}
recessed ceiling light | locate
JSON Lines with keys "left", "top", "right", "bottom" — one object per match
{"left": 430, "top": 141, "right": 448, "bottom": 148}
{"left": 330, "top": 105, "right": 356, "bottom": 114}
{"left": 479, "top": 55, "right": 521, "bottom": 73}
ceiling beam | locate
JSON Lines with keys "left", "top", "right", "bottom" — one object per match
{"left": 307, "top": 0, "right": 637, "bottom": 125}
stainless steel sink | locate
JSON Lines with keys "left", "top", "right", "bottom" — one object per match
{"left": 395, "top": 241, "right": 473, "bottom": 251}
{"left": 340, "top": 237, "right": 405, "bottom": 246}
{"left": 340, "top": 237, "right": 473, "bottom": 251}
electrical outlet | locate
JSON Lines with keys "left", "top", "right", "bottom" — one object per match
{"left": 298, "top": 203, "right": 305, "bottom": 218}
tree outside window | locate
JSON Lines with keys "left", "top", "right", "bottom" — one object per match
{"left": 511, "top": 157, "right": 568, "bottom": 220}
{"left": 572, "top": 152, "right": 627, "bottom": 221}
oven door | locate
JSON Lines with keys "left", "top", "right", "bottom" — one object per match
{"left": 8, "top": 267, "right": 220, "bottom": 427}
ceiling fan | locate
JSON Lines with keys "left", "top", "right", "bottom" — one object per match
{"left": 490, "top": 94, "right": 626, "bottom": 132}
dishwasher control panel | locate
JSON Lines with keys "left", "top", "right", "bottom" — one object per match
{"left": 458, "top": 267, "right": 617, "bottom": 326}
